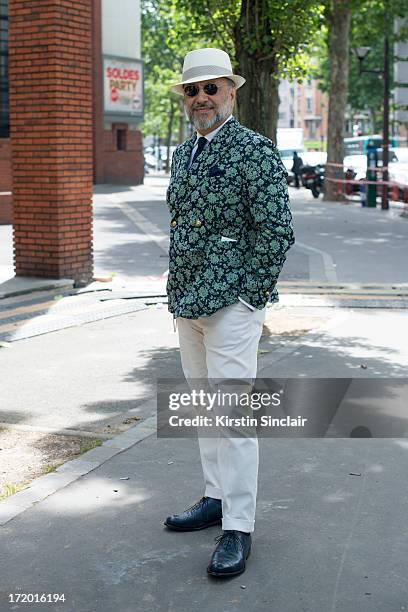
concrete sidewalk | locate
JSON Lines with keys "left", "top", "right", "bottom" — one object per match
{"left": 0, "top": 302, "right": 408, "bottom": 611}
{"left": 0, "top": 422, "right": 407, "bottom": 611}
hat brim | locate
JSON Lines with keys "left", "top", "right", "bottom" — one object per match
{"left": 170, "top": 74, "right": 246, "bottom": 95}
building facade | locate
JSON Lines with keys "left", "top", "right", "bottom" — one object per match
{"left": 0, "top": 0, "right": 144, "bottom": 226}
{"left": 0, "top": 0, "right": 11, "bottom": 223}
{"left": 278, "top": 78, "right": 328, "bottom": 147}
{"left": 93, "top": 0, "right": 144, "bottom": 184}
{"left": 394, "top": 18, "right": 408, "bottom": 141}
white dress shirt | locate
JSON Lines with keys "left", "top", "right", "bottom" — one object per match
{"left": 188, "top": 115, "right": 233, "bottom": 168}
{"left": 189, "top": 115, "right": 256, "bottom": 311}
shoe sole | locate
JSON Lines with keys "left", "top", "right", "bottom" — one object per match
{"left": 163, "top": 518, "right": 222, "bottom": 532}
{"left": 207, "top": 548, "right": 251, "bottom": 578}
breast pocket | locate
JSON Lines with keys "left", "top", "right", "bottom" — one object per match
{"left": 208, "top": 166, "right": 226, "bottom": 178}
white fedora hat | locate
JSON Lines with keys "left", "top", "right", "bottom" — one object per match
{"left": 170, "top": 48, "right": 246, "bottom": 95}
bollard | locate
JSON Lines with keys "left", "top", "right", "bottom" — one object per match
{"left": 366, "top": 141, "right": 378, "bottom": 207}
{"left": 360, "top": 182, "right": 366, "bottom": 207}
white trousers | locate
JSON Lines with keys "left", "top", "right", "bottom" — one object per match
{"left": 177, "top": 301, "right": 266, "bottom": 533}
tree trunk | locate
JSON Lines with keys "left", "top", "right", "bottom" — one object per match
{"left": 233, "top": 0, "right": 279, "bottom": 142}
{"left": 323, "top": 0, "right": 352, "bottom": 201}
{"left": 165, "top": 99, "right": 176, "bottom": 173}
{"left": 178, "top": 98, "right": 186, "bottom": 144}
{"left": 369, "top": 107, "right": 377, "bottom": 134}
{"left": 371, "top": 106, "right": 383, "bottom": 134}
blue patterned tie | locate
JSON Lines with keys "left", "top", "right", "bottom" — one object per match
{"left": 191, "top": 136, "right": 208, "bottom": 164}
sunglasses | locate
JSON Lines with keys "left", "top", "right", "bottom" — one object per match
{"left": 183, "top": 83, "right": 220, "bottom": 97}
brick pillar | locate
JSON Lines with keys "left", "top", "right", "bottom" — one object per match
{"left": 0, "top": 139, "right": 13, "bottom": 225}
{"left": 8, "top": 0, "right": 93, "bottom": 285}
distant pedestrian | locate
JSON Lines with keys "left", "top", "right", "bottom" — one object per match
{"left": 291, "top": 151, "right": 303, "bottom": 188}
{"left": 164, "top": 47, "right": 295, "bottom": 578}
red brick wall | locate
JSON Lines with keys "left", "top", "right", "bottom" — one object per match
{"left": 101, "top": 125, "right": 144, "bottom": 184}
{"left": 0, "top": 139, "right": 11, "bottom": 191}
{"left": 8, "top": 0, "right": 93, "bottom": 284}
{"left": 0, "top": 139, "right": 12, "bottom": 224}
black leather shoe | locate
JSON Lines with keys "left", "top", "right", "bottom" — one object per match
{"left": 164, "top": 496, "right": 222, "bottom": 531}
{"left": 207, "top": 530, "right": 251, "bottom": 577}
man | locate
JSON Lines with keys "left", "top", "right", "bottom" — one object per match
{"left": 291, "top": 151, "right": 304, "bottom": 188}
{"left": 164, "top": 48, "right": 295, "bottom": 577}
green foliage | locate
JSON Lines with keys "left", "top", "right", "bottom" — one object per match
{"left": 171, "top": 0, "right": 325, "bottom": 81}
{"left": 313, "top": 0, "right": 408, "bottom": 129}
{"left": 141, "top": 0, "right": 177, "bottom": 137}
{"left": 141, "top": 0, "right": 211, "bottom": 140}
{"left": 141, "top": 0, "right": 327, "bottom": 141}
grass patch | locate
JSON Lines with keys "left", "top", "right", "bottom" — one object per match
{"left": 0, "top": 482, "right": 26, "bottom": 501}
{"left": 0, "top": 433, "right": 104, "bottom": 503}
{"left": 39, "top": 439, "right": 103, "bottom": 478}
{"left": 42, "top": 464, "right": 57, "bottom": 474}
{"left": 78, "top": 438, "right": 103, "bottom": 455}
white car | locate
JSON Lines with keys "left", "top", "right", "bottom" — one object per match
{"left": 301, "top": 151, "right": 327, "bottom": 167}
{"left": 389, "top": 148, "right": 408, "bottom": 189}
{"left": 343, "top": 149, "right": 408, "bottom": 196}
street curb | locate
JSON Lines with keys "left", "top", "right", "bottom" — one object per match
{"left": 0, "top": 415, "right": 157, "bottom": 526}
{"left": 0, "top": 277, "right": 74, "bottom": 299}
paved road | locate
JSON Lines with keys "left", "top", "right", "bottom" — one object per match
{"left": 2, "top": 178, "right": 408, "bottom": 286}
{"left": 91, "top": 178, "right": 408, "bottom": 285}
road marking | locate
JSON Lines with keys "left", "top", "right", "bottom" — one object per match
{"left": 294, "top": 241, "right": 338, "bottom": 282}
{"left": 108, "top": 194, "right": 339, "bottom": 284}
{"left": 107, "top": 196, "right": 169, "bottom": 255}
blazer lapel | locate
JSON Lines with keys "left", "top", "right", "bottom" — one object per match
{"left": 182, "top": 134, "right": 196, "bottom": 171}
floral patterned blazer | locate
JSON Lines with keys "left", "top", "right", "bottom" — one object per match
{"left": 166, "top": 116, "right": 295, "bottom": 319}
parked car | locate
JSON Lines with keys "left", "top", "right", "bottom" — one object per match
{"left": 389, "top": 147, "right": 408, "bottom": 200}
{"left": 344, "top": 149, "right": 400, "bottom": 195}
{"left": 301, "top": 151, "right": 327, "bottom": 167}
{"left": 144, "top": 153, "right": 157, "bottom": 173}
{"left": 143, "top": 145, "right": 177, "bottom": 172}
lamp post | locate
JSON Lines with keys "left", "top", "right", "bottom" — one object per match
{"left": 352, "top": 40, "right": 390, "bottom": 210}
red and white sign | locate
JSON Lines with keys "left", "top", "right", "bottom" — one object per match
{"left": 103, "top": 56, "right": 144, "bottom": 118}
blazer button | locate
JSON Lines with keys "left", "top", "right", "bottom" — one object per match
{"left": 171, "top": 220, "right": 177, "bottom": 228}
{"left": 194, "top": 219, "right": 202, "bottom": 227}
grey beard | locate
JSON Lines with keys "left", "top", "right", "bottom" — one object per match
{"left": 188, "top": 99, "right": 232, "bottom": 131}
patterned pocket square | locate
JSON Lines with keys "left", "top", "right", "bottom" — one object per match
{"left": 209, "top": 166, "right": 226, "bottom": 177}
